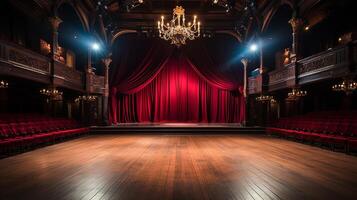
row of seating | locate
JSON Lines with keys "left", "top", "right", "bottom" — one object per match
{"left": 267, "top": 111, "right": 357, "bottom": 153}
{"left": 0, "top": 114, "right": 89, "bottom": 155}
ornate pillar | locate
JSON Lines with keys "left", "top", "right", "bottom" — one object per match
{"left": 241, "top": 58, "right": 248, "bottom": 98}
{"left": 259, "top": 40, "right": 264, "bottom": 74}
{"left": 288, "top": 17, "right": 304, "bottom": 62}
{"left": 241, "top": 58, "right": 249, "bottom": 126}
{"left": 102, "top": 57, "right": 112, "bottom": 124}
{"left": 86, "top": 49, "right": 94, "bottom": 93}
{"left": 49, "top": 17, "right": 62, "bottom": 64}
{"left": 48, "top": 16, "right": 62, "bottom": 117}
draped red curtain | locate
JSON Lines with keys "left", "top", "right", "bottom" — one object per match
{"left": 109, "top": 34, "right": 245, "bottom": 124}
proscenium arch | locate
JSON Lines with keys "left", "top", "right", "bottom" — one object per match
{"left": 261, "top": 0, "right": 294, "bottom": 32}
{"left": 53, "top": 0, "right": 90, "bottom": 32}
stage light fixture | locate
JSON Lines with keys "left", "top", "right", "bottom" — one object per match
{"left": 91, "top": 42, "right": 100, "bottom": 51}
{"left": 249, "top": 43, "right": 258, "bottom": 52}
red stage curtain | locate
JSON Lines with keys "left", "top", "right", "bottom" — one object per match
{"left": 109, "top": 34, "right": 245, "bottom": 124}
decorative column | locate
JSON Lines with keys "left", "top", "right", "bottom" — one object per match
{"left": 48, "top": 16, "right": 62, "bottom": 117}
{"left": 288, "top": 17, "right": 304, "bottom": 62}
{"left": 102, "top": 57, "right": 112, "bottom": 125}
{"left": 86, "top": 49, "right": 94, "bottom": 93}
{"left": 259, "top": 40, "right": 264, "bottom": 74}
{"left": 241, "top": 58, "right": 249, "bottom": 126}
{"left": 241, "top": 58, "right": 248, "bottom": 98}
{"left": 49, "top": 17, "right": 62, "bottom": 65}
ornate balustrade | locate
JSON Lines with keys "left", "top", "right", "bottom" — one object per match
{"left": 86, "top": 73, "right": 105, "bottom": 94}
{"left": 0, "top": 40, "right": 104, "bottom": 92}
{"left": 268, "top": 63, "right": 296, "bottom": 92}
{"left": 53, "top": 61, "right": 84, "bottom": 91}
{"left": 248, "top": 75, "right": 262, "bottom": 94}
{"left": 298, "top": 45, "right": 352, "bottom": 84}
{"left": 0, "top": 40, "right": 50, "bottom": 83}
{"left": 265, "top": 42, "right": 357, "bottom": 92}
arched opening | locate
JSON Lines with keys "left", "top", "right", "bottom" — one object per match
{"left": 262, "top": 5, "right": 293, "bottom": 71}
{"left": 57, "top": 3, "right": 88, "bottom": 72}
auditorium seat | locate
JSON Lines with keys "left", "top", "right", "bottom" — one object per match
{"left": 0, "top": 114, "right": 89, "bottom": 155}
{"left": 267, "top": 111, "right": 357, "bottom": 153}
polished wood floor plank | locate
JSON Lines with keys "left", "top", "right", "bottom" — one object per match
{"left": 1, "top": 134, "right": 357, "bottom": 200}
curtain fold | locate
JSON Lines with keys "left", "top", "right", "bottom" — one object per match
{"left": 109, "top": 34, "right": 245, "bottom": 124}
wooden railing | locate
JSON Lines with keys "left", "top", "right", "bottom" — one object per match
{"left": 248, "top": 75, "right": 262, "bottom": 94}
{"left": 263, "top": 42, "right": 356, "bottom": 92}
{"left": 53, "top": 61, "right": 83, "bottom": 90}
{"left": 0, "top": 40, "right": 50, "bottom": 75}
{"left": 298, "top": 45, "right": 349, "bottom": 77}
{"left": 268, "top": 63, "right": 296, "bottom": 91}
{"left": 86, "top": 73, "right": 105, "bottom": 94}
{"left": 0, "top": 40, "right": 106, "bottom": 93}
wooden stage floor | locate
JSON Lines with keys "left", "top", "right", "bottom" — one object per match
{"left": 1, "top": 134, "right": 357, "bottom": 200}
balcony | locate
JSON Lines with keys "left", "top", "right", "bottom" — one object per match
{"left": 0, "top": 40, "right": 50, "bottom": 83}
{"left": 86, "top": 73, "right": 105, "bottom": 94}
{"left": 0, "top": 40, "right": 106, "bottom": 93}
{"left": 53, "top": 61, "right": 84, "bottom": 91}
{"left": 298, "top": 44, "right": 353, "bottom": 84}
{"left": 248, "top": 75, "right": 262, "bottom": 94}
{"left": 268, "top": 63, "right": 296, "bottom": 92}
{"left": 266, "top": 42, "right": 357, "bottom": 91}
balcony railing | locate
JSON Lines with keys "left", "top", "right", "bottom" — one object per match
{"left": 248, "top": 75, "right": 262, "bottom": 94}
{"left": 53, "top": 61, "right": 83, "bottom": 91}
{"left": 298, "top": 45, "right": 349, "bottom": 77}
{"left": 86, "top": 73, "right": 105, "bottom": 94}
{"left": 0, "top": 40, "right": 50, "bottom": 77}
{"left": 0, "top": 40, "right": 105, "bottom": 94}
{"left": 264, "top": 42, "right": 356, "bottom": 91}
{"left": 268, "top": 63, "right": 296, "bottom": 91}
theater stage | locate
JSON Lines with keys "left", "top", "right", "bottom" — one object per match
{"left": 1, "top": 134, "right": 357, "bottom": 200}
{"left": 91, "top": 123, "right": 265, "bottom": 134}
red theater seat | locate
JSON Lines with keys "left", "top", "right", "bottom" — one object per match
{"left": 0, "top": 114, "right": 89, "bottom": 155}
{"left": 267, "top": 111, "right": 357, "bottom": 153}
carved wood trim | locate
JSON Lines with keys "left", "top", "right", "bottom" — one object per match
{"left": 298, "top": 46, "right": 349, "bottom": 77}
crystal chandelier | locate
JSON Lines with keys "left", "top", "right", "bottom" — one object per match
{"left": 40, "top": 88, "right": 63, "bottom": 100}
{"left": 332, "top": 79, "right": 357, "bottom": 95}
{"left": 158, "top": 6, "right": 201, "bottom": 46}
{"left": 75, "top": 95, "right": 97, "bottom": 103}
{"left": 0, "top": 80, "right": 9, "bottom": 88}
{"left": 256, "top": 94, "right": 274, "bottom": 102}
{"left": 286, "top": 88, "right": 307, "bottom": 101}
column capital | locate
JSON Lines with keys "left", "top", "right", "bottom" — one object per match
{"left": 240, "top": 58, "right": 249, "bottom": 67}
{"left": 49, "top": 16, "right": 63, "bottom": 31}
{"left": 288, "top": 17, "right": 304, "bottom": 33}
{"left": 102, "top": 57, "right": 112, "bottom": 69}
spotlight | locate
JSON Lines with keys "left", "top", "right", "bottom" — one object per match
{"left": 249, "top": 43, "right": 258, "bottom": 52}
{"left": 213, "top": 0, "right": 218, "bottom": 4}
{"left": 91, "top": 42, "right": 100, "bottom": 51}
{"left": 304, "top": 26, "right": 309, "bottom": 31}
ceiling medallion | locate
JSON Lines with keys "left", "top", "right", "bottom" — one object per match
{"left": 332, "top": 78, "right": 357, "bottom": 95}
{"left": 158, "top": 6, "right": 201, "bottom": 47}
